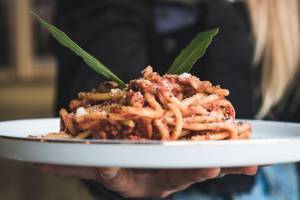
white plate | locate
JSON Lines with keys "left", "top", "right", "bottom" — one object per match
{"left": 0, "top": 118, "right": 300, "bottom": 168}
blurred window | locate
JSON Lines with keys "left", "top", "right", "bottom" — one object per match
{"left": 0, "top": 0, "right": 56, "bottom": 81}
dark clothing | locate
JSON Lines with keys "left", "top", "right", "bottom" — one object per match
{"left": 54, "top": 0, "right": 257, "bottom": 119}
{"left": 53, "top": 0, "right": 300, "bottom": 199}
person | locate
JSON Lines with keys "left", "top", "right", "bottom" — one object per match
{"left": 41, "top": 0, "right": 300, "bottom": 199}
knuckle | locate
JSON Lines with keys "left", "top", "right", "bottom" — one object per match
{"left": 217, "top": 172, "right": 227, "bottom": 178}
{"left": 157, "top": 191, "right": 171, "bottom": 199}
{"left": 119, "top": 192, "right": 136, "bottom": 198}
{"left": 177, "top": 184, "right": 191, "bottom": 191}
{"left": 118, "top": 184, "right": 148, "bottom": 198}
{"left": 162, "top": 173, "right": 179, "bottom": 190}
{"left": 248, "top": 168, "right": 258, "bottom": 176}
{"left": 202, "top": 168, "right": 221, "bottom": 179}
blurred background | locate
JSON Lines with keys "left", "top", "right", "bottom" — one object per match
{"left": 0, "top": 0, "right": 93, "bottom": 199}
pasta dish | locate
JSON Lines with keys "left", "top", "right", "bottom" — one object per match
{"left": 48, "top": 66, "right": 251, "bottom": 141}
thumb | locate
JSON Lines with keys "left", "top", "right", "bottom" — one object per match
{"left": 96, "top": 168, "right": 136, "bottom": 193}
{"left": 97, "top": 167, "right": 120, "bottom": 179}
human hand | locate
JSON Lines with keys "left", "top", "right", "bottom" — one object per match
{"left": 38, "top": 165, "right": 257, "bottom": 198}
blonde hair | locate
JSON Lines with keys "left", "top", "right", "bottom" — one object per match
{"left": 246, "top": 0, "right": 300, "bottom": 118}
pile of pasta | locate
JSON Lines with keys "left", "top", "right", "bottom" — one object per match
{"left": 50, "top": 66, "right": 251, "bottom": 141}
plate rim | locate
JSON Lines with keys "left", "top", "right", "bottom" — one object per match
{"left": 1, "top": 118, "right": 300, "bottom": 168}
{"left": 1, "top": 118, "right": 300, "bottom": 145}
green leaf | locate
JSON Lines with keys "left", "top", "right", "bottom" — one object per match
{"left": 31, "top": 12, "right": 124, "bottom": 85}
{"left": 167, "top": 28, "right": 219, "bottom": 74}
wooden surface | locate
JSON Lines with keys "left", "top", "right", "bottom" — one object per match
{"left": 0, "top": 159, "right": 93, "bottom": 200}
{"left": 8, "top": 0, "right": 34, "bottom": 79}
{"left": 0, "top": 81, "right": 94, "bottom": 200}
{"left": 0, "top": 2, "right": 100, "bottom": 199}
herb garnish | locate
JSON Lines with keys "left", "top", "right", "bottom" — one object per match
{"left": 167, "top": 28, "right": 219, "bottom": 74}
{"left": 32, "top": 12, "right": 124, "bottom": 85}
{"left": 33, "top": 13, "right": 218, "bottom": 81}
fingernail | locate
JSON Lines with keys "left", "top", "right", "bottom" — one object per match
{"left": 196, "top": 178, "right": 207, "bottom": 182}
{"left": 99, "top": 169, "right": 118, "bottom": 179}
{"left": 218, "top": 173, "right": 226, "bottom": 178}
{"left": 245, "top": 172, "right": 257, "bottom": 176}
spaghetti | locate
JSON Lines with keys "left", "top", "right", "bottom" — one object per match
{"left": 52, "top": 66, "right": 251, "bottom": 141}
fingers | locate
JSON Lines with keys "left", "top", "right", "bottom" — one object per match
{"left": 96, "top": 168, "right": 146, "bottom": 197}
{"left": 153, "top": 168, "right": 221, "bottom": 192}
{"left": 98, "top": 168, "right": 221, "bottom": 198}
{"left": 37, "top": 165, "right": 143, "bottom": 197}
{"left": 38, "top": 164, "right": 142, "bottom": 197}
{"left": 238, "top": 166, "right": 258, "bottom": 175}
{"left": 220, "top": 166, "right": 258, "bottom": 177}
{"left": 97, "top": 168, "right": 120, "bottom": 179}
{"left": 38, "top": 164, "right": 99, "bottom": 180}
{"left": 36, "top": 165, "right": 258, "bottom": 199}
